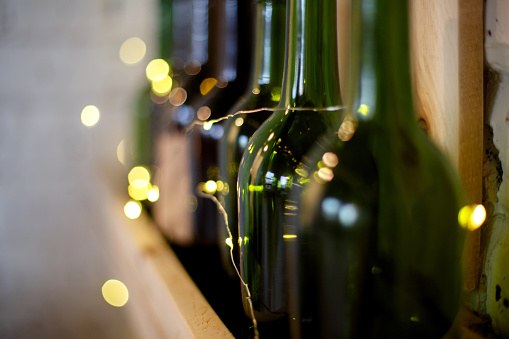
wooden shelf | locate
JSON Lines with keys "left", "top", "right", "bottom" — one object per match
{"left": 106, "top": 193, "right": 234, "bottom": 339}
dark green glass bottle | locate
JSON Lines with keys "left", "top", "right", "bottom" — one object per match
{"left": 217, "top": 0, "right": 286, "bottom": 275}
{"left": 131, "top": 0, "right": 189, "bottom": 168}
{"left": 186, "top": 0, "right": 253, "bottom": 245}
{"left": 152, "top": 0, "right": 222, "bottom": 245}
{"left": 130, "top": 0, "right": 192, "bottom": 217}
{"left": 287, "top": 0, "right": 467, "bottom": 338}
{"left": 237, "top": 0, "right": 343, "bottom": 323}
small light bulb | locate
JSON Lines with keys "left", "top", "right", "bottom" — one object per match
{"left": 147, "top": 185, "right": 160, "bottom": 202}
{"left": 204, "top": 180, "right": 217, "bottom": 194}
{"left": 124, "top": 200, "right": 142, "bottom": 219}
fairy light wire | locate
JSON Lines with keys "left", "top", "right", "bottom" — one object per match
{"left": 184, "top": 105, "right": 346, "bottom": 134}
{"left": 196, "top": 189, "right": 259, "bottom": 339}
{"left": 191, "top": 105, "right": 345, "bottom": 337}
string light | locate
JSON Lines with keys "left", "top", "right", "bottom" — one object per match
{"left": 152, "top": 74, "right": 173, "bottom": 96}
{"left": 147, "top": 185, "right": 160, "bottom": 202}
{"left": 146, "top": 59, "right": 170, "bottom": 81}
{"left": 116, "top": 106, "right": 347, "bottom": 339}
{"left": 102, "top": 279, "right": 129, "bottom": 307}
{"left": 128, "top": 167, "right": 150, "bottom": 189}
{"left": 81, "top": 105, "right": 100, "bottom": 127}
{"left": 119, "top": 37, "right": 146, "bottom": 65}
{"left": 196, "top": 187, "right": 259, "bottom": 338}
{"left": 458, "top": 204, "right": 486, "bottom": 231}
{"left": 124, "top": 200, "right": 142, "bottom": 219}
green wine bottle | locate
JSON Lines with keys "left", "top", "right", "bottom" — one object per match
{"left": 237, "top": 0, "right": 343, "bottom": 322}
{"left": 131, "top": 0, "right": 190, "bottom": 168}
{"left": 185, "top": 0, "right": 253, "bottom": 245}
{"left": 130, "top": 0, "right": 192, "bottom": 216}
{"left": 152, "top": 0, "right": 222, "bottom": 245}
{"left": 287, "top": 0, "right": 467, "bottom": 338}
{"left": 218, "top": 0, "right": 286, "bottom": 275}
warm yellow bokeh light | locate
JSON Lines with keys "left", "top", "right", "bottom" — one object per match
{"left": 147, "top": 185, "right": 160, "bottom": 202}
{"left": 458, "top": 205, "right": 472, "bottom": 227}
{"left": 128, "top": 167, "right": 150, "bottom": 189}
{"left": 271, "top": 87, "right": 281, "bottom": 102}
{"left": 169, "top": 88, "right": 187, "bottom": 106}
{"left": 338, "top": 120, "right": 357, "bottom": 141}
{"left": 128, "top": 184, "right": 149, "bottom": 200}
{"left": 203, "top": 121, "right": 213, "bottom": 131}
{"left": 146, "top": 59, "right": 170, "bottom": 81}
{"left": 458, "top": 204, "right": 486, "bottom": 231}
{"left": 204, "top": 180, "right": 217, "bottom": 194}
{"left": 357, "top": 104, "right": 369, "bottom": 116}
{"left": 216, "top": 181, "right": 224, "bottom": 192}
{"left": 295, "top": 168, "right": 308, "bottom": 178}
{"left": 119, "top": 37, "right": 146, "bottom": 65}
{"left": 197, "top": 106, "right": 211, "bottom": 121}
{"left": 102, "top": 279, "right": 129, "bottom": 307}
{"left": 200, "top": 78, "right": 218, "bottom": 95}
{"left": 152, "top": 75, "right": 173, "bottom": 96}
{"left": 322, "top": 152, "right": 339, "bottom": 168}
{"left": 81, "top": 105, "right": 100, "bottom": 127}
{"left": 317, "top": 167, "right": 334, "bottom": 182}
{"left": 117, "top": 139, "right": 127, "bottom": 165}
{"left": 124, "top": 200, "right": 142, "bottom": 219}
{"left": 248, "top": 184, "right": 264, "bottom": 192}
{"left": 283, "top": 234, "right": 297, "bottom": 239}
{"left": 471, "top": 205, "right": 486, "bottom": 230}
{"left": 225, "top": 237, "right": 233, "bottom": 248}
{"left": 235, "top": 117, "right": 244, "bottom": 127}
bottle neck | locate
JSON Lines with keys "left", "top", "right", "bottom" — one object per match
{"left": 353, "top": 0, "right": 416, "bottom": 128}
{"left": 249, "top": 0, "right": 286, "bottom": 90}
{"left": 280, "top": 0, "right": 343, "bottom": 108}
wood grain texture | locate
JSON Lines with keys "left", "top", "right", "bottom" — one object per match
{"left": 457, "top": 0, "right": 484, "bottom": 292}
{"left": 411, "top": 0, "right": 460, "bottom": 163}
{"left": 411, "top": 0, "right": 483, "bottom": 292}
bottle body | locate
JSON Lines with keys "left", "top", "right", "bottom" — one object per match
{"left": 287, "top": 0, "right": 467, "bottom": 337}
{"left": 289, "top": 117, "right": 466, "bottom": 338}
{"left": 218, "top": 0, "right": 286, "bottom": 274}
{"left": 152, "top": 0, "right": 222, "bottom": 245}
{"left": 186, "top": 0, "right": 253, "bottom": 245}
{"left": 218, "top": 104, "right": 273, "bottom": 272}
{"left": 237, "top": 0, "right": 343, "bottom": 323}
{"left": 238, "top": 107, "right": 340, "bottom": 321}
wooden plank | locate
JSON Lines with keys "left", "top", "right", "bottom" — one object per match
{"left": 411, "top": 0, "right": 460, "bottom": 162}
{"left": 106, "top": 192, "right": 234, "bottom": 339}
{"left": 411, "top": 0, "right": 483, "bottom": 292}
{"left": 457, "top": 0, "right": 484, "bottom": 292}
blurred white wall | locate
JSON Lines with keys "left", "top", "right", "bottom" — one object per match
{"left": 0, "top": 0, "right": 157, "bottom": 337}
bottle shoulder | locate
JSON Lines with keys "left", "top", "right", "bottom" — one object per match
{"left": 238, "top": 109, "right": 340, "bottom": 185}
